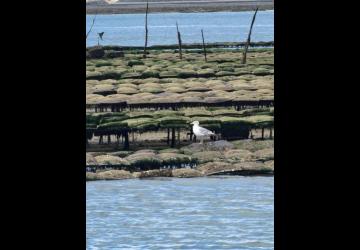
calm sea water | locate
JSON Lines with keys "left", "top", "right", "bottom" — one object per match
{"left": 86, "top": 176, "right": 274, "bottom": 250}
{"left": 86, "top": 10, "right": 274, "bottom": 46}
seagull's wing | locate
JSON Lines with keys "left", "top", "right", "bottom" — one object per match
{"left": 197, "top": 126, "right": 214, "bottom": 136}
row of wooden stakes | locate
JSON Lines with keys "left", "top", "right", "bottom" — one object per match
{"left": 87, "top": 1, "right": 259, "bottom": 64}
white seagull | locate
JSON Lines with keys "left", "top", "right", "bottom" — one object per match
{"left": 190, "top": 121, "right": 215, "bottom": 144}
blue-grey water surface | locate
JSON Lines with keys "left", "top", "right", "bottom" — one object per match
{"left": 86, "top": 10, "right": 273, "bottom": 46}
{"left": 87, "top": 176, "right": 273, "bottom": 249}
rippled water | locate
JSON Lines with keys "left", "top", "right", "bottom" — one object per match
{"left": 86, "top": 10, "right": 274, "bottom": 46}
{"left": 87, "top": 176, "right": 273, "bottom": 249}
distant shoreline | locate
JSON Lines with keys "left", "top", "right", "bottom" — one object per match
{"left": 86, "top": 1, "right": 274, "bottom": 14}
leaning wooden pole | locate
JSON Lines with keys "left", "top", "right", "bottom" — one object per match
{"left": 242, "top": 7, "right": 259, "bottom": 64}
{"left": 143, "top": 1, "right": 149, "bottom": 58}
{"left": 201, "top": 29, "right": 207, "bottom": 62}
{"left": 86, "top": 12, "right": 97, "bottom": 40}
{"left": 176, "top": 22, "right": 183, "bottom": 59}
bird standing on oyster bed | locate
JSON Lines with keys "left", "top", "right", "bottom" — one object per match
{"left": 190, "top": 121, "right": 215, "bottom": 144}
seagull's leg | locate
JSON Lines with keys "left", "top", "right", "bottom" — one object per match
{"left": 200, "top": 137, "right": 204, "bottom": 144}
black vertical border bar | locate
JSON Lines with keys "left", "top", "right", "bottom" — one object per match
{"left": 81, "top": 0, "right": 86, "bottom": 249}
{"left": 275, "top": 0, "right": 289, "bottom": 249}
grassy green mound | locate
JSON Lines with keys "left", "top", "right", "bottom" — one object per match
{"left": 158, "top": 116, "right": 190, "bottom": 129}
{"left": 158, "top": 148, "right": 181, "bottom": 154}
{"left": 96, "top": 122, "right": 127, "bottom": 131}
{"left": 191, "top": 151, "right": 224, "bottom": 164}
{"left": 125, "top": 152, "right": 162, "bottom": 170}
{"left": 158, "top": 153, "right": 195, "bottom": 167}
{"left": 253, "top": 148, "right": 274, "bottom": 162}
{"left": 224, "top": 149, "right": 254, "bottom": 163}
{"left": 232, "top": 139, "right": 274, "bottom": 152}
{"left": 122, "top": 118, "right": 159, "bottom": 131}
{"left": 183, "top": 109, "right": 213, "bottom": 117}
{"left": 95, "top": 155, "right": 130, "bottom": 166}
{"left": 241, "top": 115, "right": 274, "bottom": 128}
{"left": 172, "top": 168, "right": 204, "bottom": 178}
{"left": 127, "top": 60, "right": 144, "bottom": 67}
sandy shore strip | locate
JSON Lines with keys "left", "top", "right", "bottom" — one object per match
{"left": 86, "top": 0, "right": 274, "bottom": 14}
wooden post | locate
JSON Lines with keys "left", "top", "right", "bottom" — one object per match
{"left": 167, "top": 128, "right": 170, "bottom": 145}
{"left": 171, "top": 128, "right": 176, "bottom": 148}
{"left": 123, "top": 131, "right": 129, "bottom": 150}
{"left": 176, "top": 22, "right": 182, "bottom": 59}
{"left": 201, "top": 29, "right": 207, "bottom": 62}
{"left": 270, "top": 128, "right": 273, "bottom": 139}
{"left": 177, "top": 128, "right": 181, "bottom": 145}
{"left": 261, "top": 127, "right": 264, "bottom": 140}
{"left": 86, "top": 12, "right": 97, "bottom": 40}
{"left": 242, "top": 7, "right": 259, "bottom": 64}
{"left": 143, "top": 1, "right": 149, "bottom": 59}
{"left": 107, "top": 135, "right": 111, "bottom": 144}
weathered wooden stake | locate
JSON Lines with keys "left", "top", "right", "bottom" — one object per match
{"left": 167, "top": 128, "right": 170, "bottom": 145}
{"left": 123, "top": 131, "right": 129, "bottom": 150}
{"left": 270, "top": 128, "right": 273, "bottom": 139}
{"left": 171, "top": 128, "right": 176, "bottom": 148}
{"left": 201, "top": 29, "right": 207, "bottom": 62}
{"left": 242, "top": 7, "right": 259, "bottom": 64}
{"left": 143, "top": 1, "right": 149, "bottom": 59}
{"left": 177, "top": 129, "right": 181, "bottom": 145}
{"left": 261, "top": 127, "right": 265, "bottom": 139}
{"left": 176, "top": 22, "right": 183, "bottom": 59}
{"left": 86, "top": 12, "right": 97, "bottom": 40}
